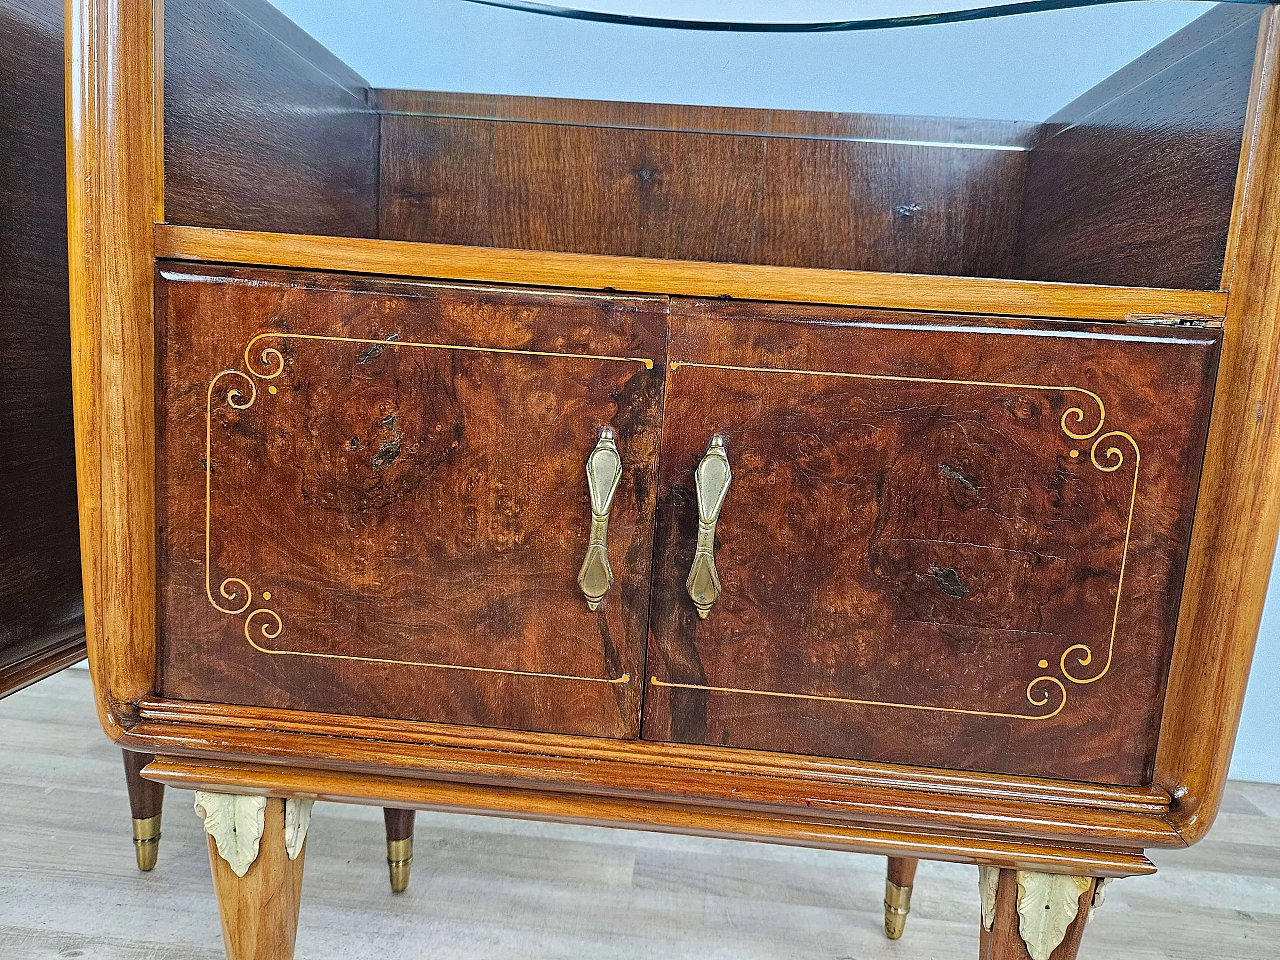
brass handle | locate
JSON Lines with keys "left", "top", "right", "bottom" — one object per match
{"left": 577, "top": 427, "right": 623, "bottom": 610}
{"left": 687, "top": 434, "right": 731, "bottom": 619}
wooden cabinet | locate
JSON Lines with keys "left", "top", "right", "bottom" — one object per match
{"left": 645, "top": 302, "right": 1218, "bottom": 785}
{"left": 156, "top": 266, "right": 1221, "bottom": 789}
{"left": 157, "top": 265, "right": 665, "bottom": 737}
{"left": 66, "top": 1, "right": 1280, "bottom": 958}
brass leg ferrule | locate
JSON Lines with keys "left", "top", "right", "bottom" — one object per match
{"left": 884, "top": 879, "right": 913, "bottom": 940}
{"left": 132, "top": 814, "right": 162, "bottom": 872}
{"left": 387, "top": 836, "right": 413, "bottom": 893}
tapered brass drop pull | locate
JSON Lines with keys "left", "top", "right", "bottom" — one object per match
{"left": 577, "top": 428, "right": 624, "bottom": 610}
{"left": 687, "top": 434, "right": 731, "bottom": 619}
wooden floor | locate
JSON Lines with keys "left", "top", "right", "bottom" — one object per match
{"left": 1, "top": 669, "right": 1278, "bottom": 960}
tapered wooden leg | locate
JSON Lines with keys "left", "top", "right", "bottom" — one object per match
{"left": 122, "top": 750, "right": 163, "bottom": 871}
{"left": 383, "top": 808, "right": 415, "bottom": 893}
{"left": 206, "top": 798, "right": 306, "bottom": 960}
{"left": 979, "top": 868, "right": 1096, "bottom": 960}
{"left": 884, "top": 856, "right": 919, "bottom": 939}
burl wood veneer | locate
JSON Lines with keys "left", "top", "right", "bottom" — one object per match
{"left": 65, "top": 0, "right": 1280, "bottom": 957}
{"left": 645, "top": 301, "right": 1219, "bottom": 785}
{"left": 157, "top": 265, "right": 665, "bottom": 738}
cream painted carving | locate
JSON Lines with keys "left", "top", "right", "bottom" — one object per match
{"left": 1015, "top": 871, "right": 1093, "bottom": 960}
{"left": 194, "top": 792, "right": 266, "bottom": 878}
{"left": 979, "top": 866, "right": 1001, "bottom": 931}
{"left": 284, "top": 799, "right": 314, "bottom": 861}
{"left": 1089, "top": 877, "right": 1112, "bottom": 922}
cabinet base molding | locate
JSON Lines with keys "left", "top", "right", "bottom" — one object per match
{"left": 149, "top": 756, "right": 1155, "bottom": 878}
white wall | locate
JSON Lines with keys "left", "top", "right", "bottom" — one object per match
{"left": 264, "top": 0, "right": 1277, "bottom": 784}
{"left": 271, "top": 0, "right": 1211, "bottom": 122}
{"left": 1229, "top": 549, "right": 1280, "bottom": 783}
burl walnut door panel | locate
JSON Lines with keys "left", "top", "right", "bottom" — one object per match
{"left": 643, "top": 300, "right": 1220, "bottom": 785}
{"left": 157, "top": 265, "right": 666, "bottom": 738}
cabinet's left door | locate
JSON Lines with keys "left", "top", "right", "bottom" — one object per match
{"left": 156, "top": 265, "right": 667, "bottom": 738}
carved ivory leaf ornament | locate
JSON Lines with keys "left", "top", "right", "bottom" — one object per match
{"left": 979, "top": 865, "right": 1000, "bottom": 931}
{"left": 194, "top": 792, "right": 266, "bottom": 878}
{"left": 194, "top": 793, "right": 315, "bottom": 876}
{"left": 284, "top": 798, "right": 314, "bottom": 860}
{"left": 1016, "top": 872, "right": 1093, "bottom": 960}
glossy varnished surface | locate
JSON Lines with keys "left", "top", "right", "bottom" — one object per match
{"left": 377, "top": 90, "right": 1038, "bottom": 279}
{"left": 1015, "top": 3, "right": 1262, "bottom": 290}
{"left": 163, "top": 0, "right": 379, "bottom": 236}
{"left": 156, "top": 265, "right": 666, "bottom": 737}
{"left": 5, "top": 671, "right": 1280, "bottom": 960}
{"left": 644, "top": 301, "right": 1220, "bottom": 785}
{"left": 0, "top": 0, "right": 85, "bottom": 691}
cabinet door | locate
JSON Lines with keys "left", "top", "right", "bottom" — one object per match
{"left": 157, "top": 265, "right": 666, "bottom": 738}
{"left": 643, "top": 300, "right": 1219, "bottom": 785}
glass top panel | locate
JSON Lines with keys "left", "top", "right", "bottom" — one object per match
{"left": 162, "top": 0, "right": 1266, "bottom": 290}
{"left": 271, "top": 0, "right": 1222, "bottom": 123}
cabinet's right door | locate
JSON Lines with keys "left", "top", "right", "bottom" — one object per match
{"left": 642, "top": 300, "right": 1220, "bottom": 785}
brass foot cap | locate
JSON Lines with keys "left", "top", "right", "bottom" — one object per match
{"left": 133, "top": 815, "right": 162, "bottom": 872}
{"left": 387, "top": 837, "right": 413, "bottom": 894}
{"left": 884, "top": 880, "right": 913, "bottom": 940}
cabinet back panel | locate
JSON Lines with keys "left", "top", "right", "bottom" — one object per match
{"left": 156, "top": 265, "right": 666, "bottom": 738}
{"left": 377, "top": 91, "right": 1037, "bottom": 278}
{"left": 643, "top": 301, "right": 1220, "bottom": 785}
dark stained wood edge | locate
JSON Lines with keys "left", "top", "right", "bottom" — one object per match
{"left": 216, "top": 0, "right": 370, "bottom": 98}
{"left": 0, "top": 632, "right": 87, "bottom": 700}
{"left": 1155, "top": 6, "right": 1280, "bottom": 844}
{"left": 1042, "top": 3, "right": 1263, "bottom": 128}
{"left": 118, "top": 712, "right": 1183, "bottom": 853}
{"left": 1013, "top": 3, "right": 1263, "bottom": 290}
{"left": 153, "top": 225, "right": 1229, "bottom": 322}
{"left": 141, "top": 756, "right": 1159, "bottom": 878}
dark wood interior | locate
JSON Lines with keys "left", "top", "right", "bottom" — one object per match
{"left": 0, "top": 0, "right": 87, "bottom": 694}
{"left": 162, "top": 1, "right": 1261, "bottom": 292}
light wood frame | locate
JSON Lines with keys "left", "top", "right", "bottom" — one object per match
{"left": 66, "top": 0, "right": 1280, "bottom": 879}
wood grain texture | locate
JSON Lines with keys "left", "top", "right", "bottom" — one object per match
{"left": 147, "top": 755, "right": 1158, "bottom": 879}
{"left": 66, "top": 0, "right": 158, "bottom": 740}
{"left": 979, "top": 869, "right": 1094, "bottom": 960}
{"left": 122, "top": 749, "right": 163, "bottom": 820}
{"left": 11, "top": 671, "right": 1280, "bottom": 960}
{"left": 888, "top": 856, "right": 919, "bottom": 888}
{"left": 163, "top": 0, "right": 379, "bottom": 237}
{"left": 382, "top": 807, "right": 414, "bottom": 843}
{"left": 1156, "top": 7, "right": 1280, "bottom": 844}
{"left": 1014, "top": 4, "right": 1262, "bottom": 290}
{"left": 377, "top": 91, "right": 1038, "bottom": 278}
{"left": 644, "top": 301, "right": 1220, "bottom": 785}
{"left": 123, "top": 709, "right": 1183, "bottom": 858}
{"left": 0, "top": 0, "right": 86, "bottom": 690}
{"left": 153, "top": 225, "right": 1230, "bottom": 323}
{"left": 156, "top": 264, "right": 666, "bottom": 738}
{"left": 207, "top": 797, "right": 305, "bottom": 960}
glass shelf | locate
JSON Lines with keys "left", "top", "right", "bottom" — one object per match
{"left": 161, "top": 0, "right": 1266, "bottom": 291}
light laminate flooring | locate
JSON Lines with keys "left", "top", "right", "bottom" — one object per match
{"left": 1, "top": 668, "right": 1278, "bottom": 959}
